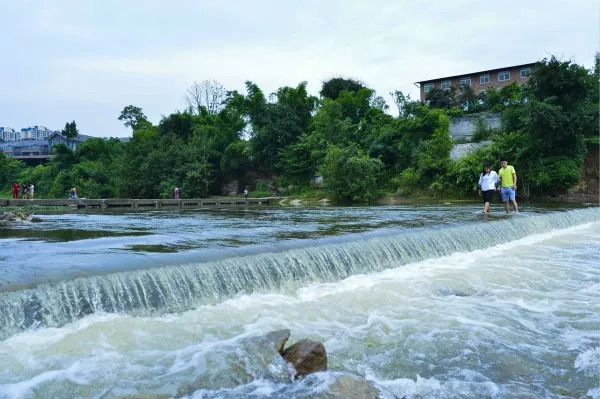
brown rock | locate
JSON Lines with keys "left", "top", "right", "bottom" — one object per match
{"left": 304, "top": 373, "right": 380, "bottom": 399}
{"left": 282, "top": 339, "right": 327, "bottom": 377}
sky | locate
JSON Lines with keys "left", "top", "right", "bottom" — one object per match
{"left": 1, "top": 0, "right": 598, "bottom": 138}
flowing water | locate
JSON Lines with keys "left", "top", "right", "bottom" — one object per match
{"left": 0, "top": 204, "right": 598, "bottom": 398}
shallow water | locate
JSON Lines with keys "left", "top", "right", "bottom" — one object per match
{"left": 0, "top": 204, "right": 598, "bottom": 398}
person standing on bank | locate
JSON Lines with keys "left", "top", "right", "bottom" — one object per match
{"left": 243, "top": 188, "right": 248, "bottom": 200}
{"left": 174, "top": 187, "right": 180, "bottom": 200}
{"left": 11, "top": 182, "right": 19, "bottom": 199}
{"left": 497, "top": 157, "right": 518, "bottom": 214}
{"left": 478, "top": 164, "right": 498, "bottom": 214}
{"left": 29, "top": 183, "right": 35, "bottom": 199}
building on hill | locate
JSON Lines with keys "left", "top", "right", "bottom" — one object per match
{"left": 415, "top": 63, "right": 536, "bottom": 102}
{"left": 0, "top": 127, "right": 18, "bottom": 141}
{"left": 0, "top": 133, "right": 87, "bottom": 164}
{"left": 19, "top": 126, "right": 57, "bottom": 141}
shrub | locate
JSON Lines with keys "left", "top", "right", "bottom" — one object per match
{"left": 532, "top": 156, "right": 581, "bottom": 191}
{"left": 471, "top": 117, "right": 489, "bottom": 142}
{"left": 320, "top": 145, "right": 383, "bottom": 203}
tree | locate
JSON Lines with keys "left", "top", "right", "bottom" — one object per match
{"left": 525, "top": 56, "right": 593, "bottom": 160}
{"left": 320, "top": 145, "right": 383, "bottom": 203}
{"left": 185, "top": 80, "right": 227, "bottom": 114}
{"left": 61, "top": 121, "right": 79, "bottom": 140}
{"left": 119, "top": 105, "right": 151, "bottom": 131}
{"left": 456, "top": 85, "right": 478, "bottom": 112}
{"left": 390, "top": 90, "right": 419, "bottom": 117}
{"left": 425, "top": 87, "right": 457, "bottom": 109}
{"left": 320, "top": 77, "right": 367, "bottom": 100}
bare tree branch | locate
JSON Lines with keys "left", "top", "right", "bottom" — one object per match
{"left": 185, "top": 80, "right": 227, "bottom": 114}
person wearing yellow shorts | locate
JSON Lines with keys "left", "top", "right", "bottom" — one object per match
{"left": 497, "top": 157, "right": 518, "bottom": 214}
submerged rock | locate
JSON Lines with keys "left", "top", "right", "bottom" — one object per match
{"left": 300, "top": 372, "right": 379, "bottom": 399}
{"left": 282, "top": 339, "right": 327, "bottom": 378}
{"left": 174, "top": 329, "right": 380, "bottom": 398}
{"left": 29, "top": 216, "right": 43, "bottom": 223}
{"left": 1, "top": 212, "right": 15, "bottom": 221}
{"left": 176, "top": 329, "right": 293, "bottom": 396}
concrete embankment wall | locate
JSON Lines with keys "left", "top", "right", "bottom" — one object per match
{"left": 449, "top": 112, "right": 501, "bottom": 141}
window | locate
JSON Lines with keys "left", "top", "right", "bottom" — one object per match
{"left": 460, "top": 77, "right": 471, "bottom": 86}
{"left": 498, "top": 71, "right": 510, "bottom": 81}
{"left": 423, "top": 83, "right": 434, "bottom": 93}
{"left": 520, "top": 67, "right": 531, "bottom": 78}
{"left": 441, "top": 80, "right": 451, "bottom": 90}
{"left": 480, "top": 74, "right": 490, "bottom": 84}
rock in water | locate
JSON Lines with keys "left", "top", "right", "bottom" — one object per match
{"left": 264, "top": 329, "right": 291, "bottom": 354}
{"left": 176, "top": 329, "right": 292, "bottom": 396}
{"left": 30, "top": 217, "right": 43, "bottom": 223}
{"left": 301, "top": 372, "right": 379, "bottom": 399}
{"left": 282, "top": 339, "right": 327, "bottom": 377}
{"left": 1, "top": 212, "right": 15, "bottom": 221}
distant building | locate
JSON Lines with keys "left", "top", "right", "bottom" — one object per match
{"left": 415, "top": 63, "right": 536, "bottom": 102}
{"left": 0, "top": 133, "right": 87, "bottom": 163}
{"left": 20, "top": 126, "right": 57, "bottom": 141}
{"left": 0, "top": 127, "right": 18, "bottom": 141}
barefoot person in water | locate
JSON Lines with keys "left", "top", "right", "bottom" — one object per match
{"left": 478, "top": 164, "right": 498, "bottom": 214}
{"left": 497, "top": 157, "right": 518, "bottom": 214}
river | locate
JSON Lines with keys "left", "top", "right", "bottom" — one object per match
{"left": 0, "top": 204, "right": 598, "bottom": 398}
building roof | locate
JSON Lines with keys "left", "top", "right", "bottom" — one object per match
{"left": 0, "top": 139, "right": 50, "bottom": 149}
{"left": 415, "top": 62, "right": 538, "bottom": 85}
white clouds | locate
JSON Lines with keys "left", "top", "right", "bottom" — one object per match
{"left": 0, "top": 0, "right": 598, "bottom": 137}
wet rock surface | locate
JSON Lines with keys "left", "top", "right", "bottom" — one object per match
{"left": 175, "top": 330, "right": 378, "bottom": 399}
{"left": 282, "top": 339, "right": 328, "bottom": 378}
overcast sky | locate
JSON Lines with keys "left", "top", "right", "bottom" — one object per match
{"left": 1, "top": 0, "right": 598, "bottom": 138}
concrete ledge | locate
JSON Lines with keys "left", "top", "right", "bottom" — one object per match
{"left": 1, "top": 197, "right": 276, "bottom": 209}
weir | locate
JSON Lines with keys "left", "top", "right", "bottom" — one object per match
{"left": 0, "top": 197, "right": 277, "bottom": 208}
{"left": 0, "top": 208, "right": 598, "bottom": 340}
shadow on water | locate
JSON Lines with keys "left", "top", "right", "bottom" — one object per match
{"left": 0, "top": 228, "right": 151, "bottom": 242}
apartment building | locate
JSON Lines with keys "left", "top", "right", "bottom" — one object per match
{"left": 415, "top": 63, "right": 537, "bottom": 101}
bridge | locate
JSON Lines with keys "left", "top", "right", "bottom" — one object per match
{"left": 0, "top": 197, "right": 279, "bottom": 209}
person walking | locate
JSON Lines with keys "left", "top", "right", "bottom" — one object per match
{"left": 497, "top": 157, "right": 518, "bottom": 214}
{"left": 29, "top": 183, "right": 35, "bottom": 200}
{"left": 174, "top": 187, "right": 180, "bottom": 200}
{"left": 243, "top": 188, "right": 248, "bottom": 200}
{"left": 11, "top": 182, "right": 19, "bottom": 199}
{"left": 478, "top": 164, "right": 498, "bottom": 214}
{"left": 21, "top": 183, "right": 28, "bottom": 199}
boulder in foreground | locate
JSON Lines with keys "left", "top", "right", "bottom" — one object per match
{"left": 282, "top": 338, "right": 327, "bottom": 378}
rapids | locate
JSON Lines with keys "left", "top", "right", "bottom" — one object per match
{"left": 0, "top": 205, "right": 598, "bottom": 398}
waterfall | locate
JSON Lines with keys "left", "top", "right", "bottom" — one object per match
{"left": 0, "top": 208, "right": 597, "bottom": 340}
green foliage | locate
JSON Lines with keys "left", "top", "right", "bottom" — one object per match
{"left": 0, "top": 153, "right": 25, "bottom": 192}
{"left": 320, "top": 77, "right": 367, "bottom": 100}
{"left": 119, "top": 105, "right": 151, "bottom": 131}
{"left": 61, "top": 121, "right": 79, "bottom": 140}
{"left": 5, "top": 55, "right": 595, "bottom": 201}
{"left": 320, "top": 145, "right": 383, "bottom": 203}
{"left": 425, "top": 87, "right": 457, "bottom": 109}
{"left": 529, "top": 156, "right": 581, "bottom": 191}
{"left": 471, "top": 117, "right": 489, "bottom": 142}
{"left": 394, "top": 167, "right": 420, "bottom": 194}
